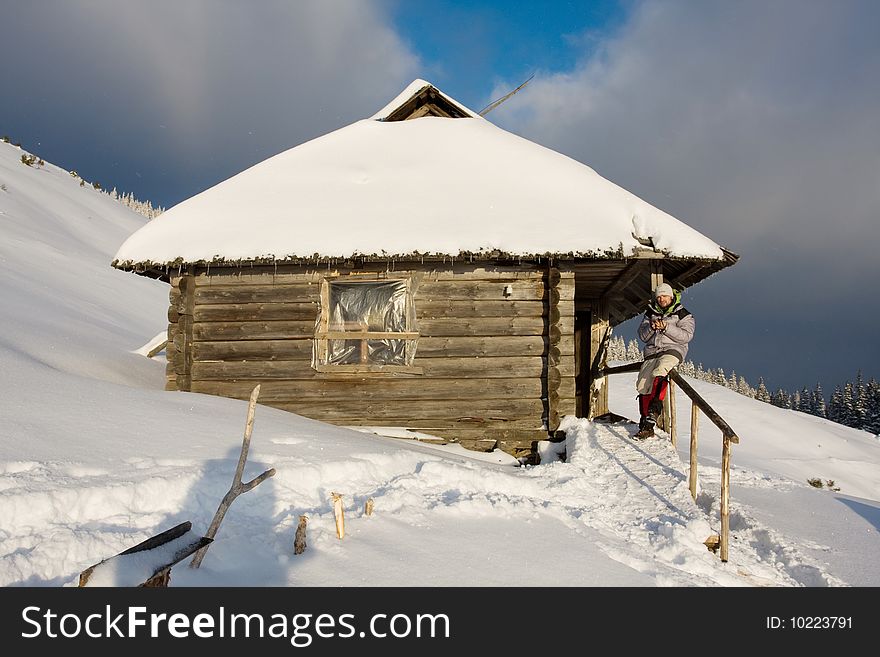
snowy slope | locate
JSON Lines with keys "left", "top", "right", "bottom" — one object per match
{"left": 1, "top": 140, "right": 878, "bottom": 588}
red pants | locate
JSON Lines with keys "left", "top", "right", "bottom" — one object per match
{"left": 639, "top": 376, "right": 669, "bottom": 421}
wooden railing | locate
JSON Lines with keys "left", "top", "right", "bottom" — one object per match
{"left": 602, "top": 362, "right": 740, "bottom": 562}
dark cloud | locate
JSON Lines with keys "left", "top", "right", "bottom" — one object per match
{"left": 490, "top": 0, "right": 880, "bottom": 392}
{"left": 1, "top": 0, "right": 420, "bottom": 207}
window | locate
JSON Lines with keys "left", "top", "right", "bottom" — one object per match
{"left": 312, "top": 279, "right": 420, "bottom": 372}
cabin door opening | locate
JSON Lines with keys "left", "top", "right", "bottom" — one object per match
{"left": 574, "top": 310, "right": 590, "bottom": 417}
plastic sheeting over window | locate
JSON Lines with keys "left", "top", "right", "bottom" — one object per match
{"left": 313, "top": 280, "right": 418, "bottom": 368}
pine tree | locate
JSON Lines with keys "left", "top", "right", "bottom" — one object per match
{"left": 797, "top": 386, "right": 812, "bottom": 413}
{"left": 625, "top": 339, "right": 642, "bottom": 362}
{"left": 827, "top": 386, "right": 843, "bottom": 423}
{"left": 841, "top": 382, "right": 857, "bottom": 428}
{"left": 771, "top": 388, "right": 789, "bottom": 409}
{"left": 791, "top": 390, "right": 802, "bottom": 413}
{"left": 854, "top": 371, "right": 868, "bottom": 430}
{"left": 866, "top": 379, "right": 880, "bottom": 435}
{"left": 738, "top": 375, "right": 755, "bottom": 398}
{"left": 606, "top": 336, "right": 624, "bottom": 361}
{"left": 728, "top": 370, "right": 738, "bottom": 390}
{"left": 755, "top": 377, "right": 771, "bottom": 403}
{"left": 714, "top": 368, "right": 726, "bottom": 386}
{"left": 812, "top": 382, "right": 827, "bottom": 418}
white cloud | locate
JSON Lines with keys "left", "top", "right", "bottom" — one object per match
{"left": 490, "top": 0, "right": 880, "bottom": 283}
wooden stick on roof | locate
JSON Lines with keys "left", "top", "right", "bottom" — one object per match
{"left": 478, "top": 74, "right": 535, "bottom": 116}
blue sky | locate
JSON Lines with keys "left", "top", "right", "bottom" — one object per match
{"left": 1, "top": 0, "right": 878, "bottom": 397}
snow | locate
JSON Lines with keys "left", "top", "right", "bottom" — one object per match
{"left": 2, "top": 138, "right": 879, "bottom": 589}
{"left": 112, "top": 80, "right": 725, "bottom": 268}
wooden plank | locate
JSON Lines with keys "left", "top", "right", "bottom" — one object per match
{"left": 191, "top": 356, "right": 574, "bottom": 381}
{"left": 189, "top": 378, "right": 546, "bottom": 401}
{"left": 194, "top": 302, "right": 320, "bottom": 322}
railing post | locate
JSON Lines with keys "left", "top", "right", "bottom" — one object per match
{"left": 668, "top": 380, "right": 677, "bottom": 447}
{"left": 689, "top": 403, "right": 699, "bottom": 499}
{"left": 720, "top": 436, "right": 731, "bottom": 563}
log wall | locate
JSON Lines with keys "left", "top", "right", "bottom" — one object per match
{"left": 168, "top": 264, "right": 578, "bottom": 459}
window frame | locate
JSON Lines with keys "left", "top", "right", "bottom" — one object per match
{"left": 313, "top": 277, "right": 422, "bottom": 374}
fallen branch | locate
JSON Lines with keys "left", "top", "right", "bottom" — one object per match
{"left": 190, "top": 385, "right": 276, "bottom": 568}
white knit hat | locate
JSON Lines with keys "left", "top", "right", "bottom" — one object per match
{"left": 654, "top": 283, "right": 674, "bottom": 298}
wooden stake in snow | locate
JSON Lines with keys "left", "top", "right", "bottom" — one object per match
{"left": 331, "top": 492, "right": 345, "bottom": 539}
{"left": 190, "top": 385, "right": 276, "bottom": 568}
{"left": 294, "top": 515, "right": 308, "bottom": 555}
{"left": 365, "top": 498, "right": 374, "bottom": 517}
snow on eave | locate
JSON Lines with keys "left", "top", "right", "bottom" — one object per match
{"left": 111, "top": 248, "right": 736, "bottom": 281}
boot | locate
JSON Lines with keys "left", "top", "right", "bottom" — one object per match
{"left": 634, "top": 415, "right": 655, "bottom": 440}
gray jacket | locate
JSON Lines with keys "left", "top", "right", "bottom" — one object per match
{"left": 638, "top": 292, "right": 695, "bottom": 362}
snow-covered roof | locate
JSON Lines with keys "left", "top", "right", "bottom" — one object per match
{"left": 112, "top": 80, "right": 726, "bottom": 270}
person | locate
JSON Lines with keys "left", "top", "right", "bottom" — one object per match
{"left": 634, "top": 282, "right": 694, "bottom": 439}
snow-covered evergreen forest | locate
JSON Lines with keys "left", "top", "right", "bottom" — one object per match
{"left": 4, "top": 136, "right": 164, "bottom": 219}
{"left": 607, "top": 335, "right": 880, "bottom": 435}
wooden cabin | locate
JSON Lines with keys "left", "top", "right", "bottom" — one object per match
{"left": 113, "top": 80, "right": 737, "bottom": 460}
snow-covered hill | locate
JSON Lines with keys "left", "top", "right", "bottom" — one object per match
{"left": 1, "top": 140, "right": 878, "bottom": 587}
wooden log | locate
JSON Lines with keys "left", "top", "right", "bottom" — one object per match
{"left": 689, "top": 403, "right": 699, "bottom": 500}
{"left": 417, "top": 316, "right": 545, "bottom": 337}
{"left": 193, "top": 317, "right": 557, "bottom": 341}
{"left": 668, "top": 370, "right": 739, "bottom": 443}
{"left": 146, "top": 340, "right": 168, "bottom": 359}
{"left": 193, "top": 266, "right": 546, "bottom": 286}
{"left": 413, "top": 428, "right": 549, "bottom": 449}
{"left": 331, "top": 493, "right": 345, "bottom": 540}
{"left": 603, "top": 362, "right": 643, "bottom": 375}
{"left": 190, "top": 378, "right": 547, "bottom": 401}
{"left": 192, "top": 339, "right": 313, "bottom": 361}
{"left": 294, "top": 516, "right": 307, "bottom": 555}
{"left": 194, "top": 302, "right": 320, "bottom": 322}
{"left": 416, "top": 300, "right": 546, "bottom": 318}
{"left": 460, "top": 438, "right": 501, "bottom": 452}
{"left": 191, "top": 385, "right": 276, "bottom": 568}
{"left": 720, "top": 436, "right": 731, "bottom": 563}
{"left": 190, "top": 356, "right": 575, "bottom": 381}
{"left": 268, "top": 399, "right": 545, "bottom": 423}
{"left": 193, "top": 320, "right": 316, "bottom": 341}
{"left": 194, "top": 283, "right": 321, "bottom": 305}
{"left": 191, "top": 335, "right": 574, "bottom": 361}
{"left": 415, "top": 280, "right": 546, "bottom": 301}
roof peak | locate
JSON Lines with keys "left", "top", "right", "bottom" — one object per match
{"left": 370, "top": 80, "right": 481, "bottom": 122}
